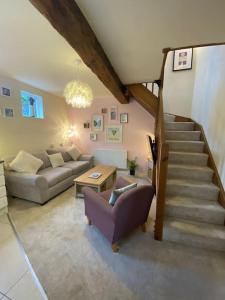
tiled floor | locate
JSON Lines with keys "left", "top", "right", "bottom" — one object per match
{"left": 0, "top": 213, "right": 47, "bottom": 300}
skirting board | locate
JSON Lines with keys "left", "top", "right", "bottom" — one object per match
{"left": 94, "top": 149, "right": 127, "bottom": 169}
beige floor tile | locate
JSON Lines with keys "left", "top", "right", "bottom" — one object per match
{"left": 7, "top": 271, "right": 45, "bottom": 300}
{"left": 0, "top": 223, "right": 28, "bottom": 293}
{"left": 0, "top": 214, "right": 9, "bottom": 225}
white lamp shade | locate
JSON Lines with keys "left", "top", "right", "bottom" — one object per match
{"left": 63, "top": 80, "right": 93, "bottom": 108}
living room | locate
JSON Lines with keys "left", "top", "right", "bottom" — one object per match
{"left": 1, "top": 1, "right": 225, "bottom": 300}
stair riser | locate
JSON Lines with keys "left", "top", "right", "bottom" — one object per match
{"left": 166, "top": 184, "right": 219, "bottom": 201}
{"left": 167, "top": 141, "right": 204, "bottom": 153}
{"left": 165, "top": 205, "right": 225, "bottom": 225}
{"left": 163, "top": 228, "right": 225, "bottom": 252}
{"left": 165, "top": 123, "right": 194, "bottom": 131}
{"left": 166, "top": 131, "right": 201, "bottom": 141}
{"left": 167, "top": 167, "right": 213, "bottom": 182}
{"left": 169, "top": 153, "right": 208, "bottom": 166}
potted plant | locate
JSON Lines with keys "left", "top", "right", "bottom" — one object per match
{"left": 128, "top": 158, "right": 138, "bottom": 176}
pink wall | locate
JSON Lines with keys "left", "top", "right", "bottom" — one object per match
{"left": 68, "top": 96, "right": 154, "bottom": 174}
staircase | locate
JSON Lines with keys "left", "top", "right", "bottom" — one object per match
{"left": 163, "top": 114, "right": 225, "bottom": 251}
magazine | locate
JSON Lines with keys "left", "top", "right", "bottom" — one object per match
{"left": 88, "top": 172, "right": 102, "bottom": 179}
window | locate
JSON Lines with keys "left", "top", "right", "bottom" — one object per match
{"left": 20, "top": 90, "right": 44, "bottom": 119}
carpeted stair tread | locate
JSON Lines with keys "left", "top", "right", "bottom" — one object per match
{"left": 165, "top": 122, "right": 195, "bottom": 131}
{"left": 167, "top": 178, "right": 219, "bottom": 190}
{"left": 167, "top": 164, "right": 213, "bottom": 181}
{"left": 168, "top": 151, "right": 208, "bottom": 166}
{"left": 166, "top": 140, "right": 204, "bottom": 152}
{"left": 166, "top": 130, "right": 201, "bottom": 141}
{"left": 164, "top": 217, "right": 225, "bottom": 251}
{"left": 164, "top": 114, "right": 175, "bottom": 122}
{"left": 165, "top": 196, "right": 225, "bottom": 225}
{"left": 166, "top": 178, "right": 219, "bottom": 201}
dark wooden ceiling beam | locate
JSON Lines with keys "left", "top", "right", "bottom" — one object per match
{"left": 29, "top": 0, "right": 128, "bottom": 104}
{"left": 127, "top": 84, "right": 158, "bottom": 117}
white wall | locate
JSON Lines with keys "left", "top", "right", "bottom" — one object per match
{"left": 163, "top": 45, "right": 225, "bottom": 187}
{"left": 0, "top": 76, "right": 69, "bottom": 159}
{"left": 191, "top": 46, "right": 225, "bottom": 187}
{"left": 163, "top": 50, "right": 195, "bottom": 117}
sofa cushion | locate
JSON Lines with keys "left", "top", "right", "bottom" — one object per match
{"left": 109, "top": 183, "right": 137, "bottom": 206}
{"left": 32, "top": 151, "right": 51, "bottom": 170}
{"left": 67, "top": 147, "right": 81, "bottom": 161}
{"left": 47, "top": 148, "right": 71, "bottom": 162}
{"left": 38, "top": 167, "right": 72, "bottom": 187}
{"left": 48, "top": 153, "right": 65, "bottom": 168}
{"left": 63, "top": 161, "right": 90, "bottom": 175}
{"left": 9, "top": 151, "right": 43, "bottom": 174}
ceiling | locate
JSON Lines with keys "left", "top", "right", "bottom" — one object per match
{"left": 0, "top": 0, "right": 110, "bottom": 97}
{"left": 1, "top": 0, "right": 225, "bottom": 97}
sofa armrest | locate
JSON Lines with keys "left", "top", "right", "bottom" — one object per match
{"left": 5, "top": 171, "right": 48, "bottom": 189}
{"left": 79, "top": 155, "right": 94, "bottom": 167}
{"left": 82, "top": 187, "right": 114, "bottom": 220}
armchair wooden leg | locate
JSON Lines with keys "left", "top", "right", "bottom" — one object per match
{"left": 87, "top": 218, "right": 92, "bottom": 225}
{"left": 141, "top": 223, "right": 147, "bottom": 232}
{"left": 112, "top": 243, "right": 119, "bottom": 252}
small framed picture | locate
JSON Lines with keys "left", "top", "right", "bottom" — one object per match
{"left": 101, "top": 108, "right": 107, "bottom": 114}
{"left": 90, "top": 132, "right": 97, "bottom": 141}
{"left": 120, "top": 113, "right": 128, "bottom": 123}
{"left": 173, "top": 48, "right": 193, "bottom": 71}
{"left": 3, "top": 107, "right": 14, "bottom": 118}
{"left": 83, "top": 122, "right": 90, "bottom": 128}
{"left": 1, "top": 87, "right": 11, "bottom": 97}
{"left": 109, "top": 106, "right": 118, "bottom": 122}
{"left": 92, "top": 114, "right": 103, "bottom": 131}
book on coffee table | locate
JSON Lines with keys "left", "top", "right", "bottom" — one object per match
{"left": 88, "top": 172, "right": 102, "bottom": 179}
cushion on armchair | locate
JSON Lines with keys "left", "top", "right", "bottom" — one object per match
{"left": 109, "top": 183, "right": 137, "bottom": 206}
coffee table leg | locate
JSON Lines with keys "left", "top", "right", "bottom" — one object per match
{"left": 74, "top": 183, "right": 78, "bottom": 198}
{"left": 113, "top": 170, "right": 117, "bottom": 183}
{"left": 98, "top": 185, "right": 101, "bottom": 193}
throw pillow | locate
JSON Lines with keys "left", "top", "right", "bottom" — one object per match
{"left": 67, "top": 147, "right": 81, "bottom": 161}
{"left": 47, "top": 148, "right": 71, "bottom": 162}
{"left": 48, "top": 153, "right": 65, "bottom": 168}
{"left": 9, "top": 151, "right": 43, "bottom": 174}
{"left": 109, "top": 183, "right": 137, "bottom": 206}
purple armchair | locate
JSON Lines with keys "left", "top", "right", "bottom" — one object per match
{"left": 82, "top": 177, "right": 154, "bottom": 252}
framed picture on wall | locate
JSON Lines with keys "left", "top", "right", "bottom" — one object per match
{"left": 91, "top": 114, "right": 103, "bottom": 131}
{"left": 173, "top": 48, "right": 193, "bottom": 71}
{"left": 109, "top": 106, "right": 118, "bottom": 122}
{"left": 90, "top": 132, "right": 97, "bottom": 141}
{"left": 1, "top": 87, "right": 11, "bottom": 97}
{"left": 106, "top": 125, "right": 122, "bottom": 144}
{"left": 3, "top": 107, "right": 14, "bottom": 118}
{"left": 101, "top": 108, "right": 107, "bottom": 114}
{"left": 120, "top": 113, "right": 128, "bottom": 123}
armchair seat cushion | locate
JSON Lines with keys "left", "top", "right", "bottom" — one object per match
{"left": 38, "top": 167, "right": 72, "bottom": 187}
{"left": 63, "top": 161, "right": 90, "bottom": 175}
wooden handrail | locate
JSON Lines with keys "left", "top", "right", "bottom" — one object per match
{"left": 154, "top": 88, "right": 169, "bottom": 240}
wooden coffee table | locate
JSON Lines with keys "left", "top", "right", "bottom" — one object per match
{"left": 74, "top": 165, "right": 117, "bottom": 197}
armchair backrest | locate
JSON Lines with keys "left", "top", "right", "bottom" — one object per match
{"left": 112, "top": 185, "right": 154, "bottom": 228}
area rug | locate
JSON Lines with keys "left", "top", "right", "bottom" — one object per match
{"left": 8, "top": 179, "right": 225, "bottom": 300}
